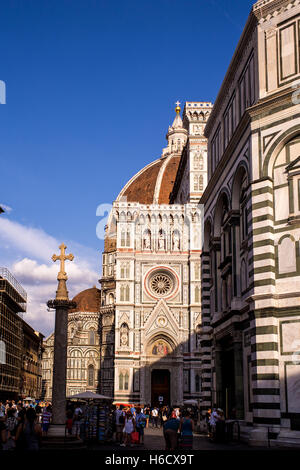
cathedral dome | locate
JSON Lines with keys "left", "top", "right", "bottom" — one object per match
{"left": 117, "top": 155, "right": 181, "bottom": 205}
{"left": 69, "top": 287, "right": 101, "bottom": 313}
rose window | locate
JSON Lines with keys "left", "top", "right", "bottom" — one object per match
{"left": 150, "top": 273, "right": 173, "bottom": 296}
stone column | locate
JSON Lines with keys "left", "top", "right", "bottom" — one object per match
{"left": 47, "top": 243, "right": 76, "bottom": 432}
{"left": 47, "top": 299, "right": 76, "bottom": 425}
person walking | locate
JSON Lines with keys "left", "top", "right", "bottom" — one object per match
{"left": 16, "top": 408, "right": 42, "bottom": 451}
{"left": 144, "top": 406, "right": 150, "bottom": 428}
{"left": 163, "top": 411, "right": 180, "bottom": 451}
{"left": 151, "top": 407, "right": 159, "bottom": 428}
{"left": 121, "top": 411, "right": 135, "bottom": 447}
{"left": 115, "top": 405, "right": 125, "bottom": 444}
{"left": 135, "top": 407, "right": 146, "bottom": 445}
{"left": 41, "top": 405, "right": 52, "bottom": 437}
{"left": 179, "top": 411, "right": 194, "bottom": 449}
{"left": 73, "top": 406, "right": 83, "bottom": 439}
{"left": 3, "top": 408, "right": 18, "bottom": 450}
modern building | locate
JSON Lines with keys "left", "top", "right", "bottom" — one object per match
{"left": 99, "top": 102, "right": 212, "bottom": 406}
{"left": 199, "top": 0, "right": 300, "bottom": 446}
{"left": 42, "top": 287, "right": 101, "bottom": 401}
{"left": 0, "top": 268, "right": 27, "bottom": 401}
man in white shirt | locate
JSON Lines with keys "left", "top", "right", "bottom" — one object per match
{"left": 151, "top": 407, "right": 159, "bottom": 428}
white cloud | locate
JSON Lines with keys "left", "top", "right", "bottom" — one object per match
{"left": 0, "top": 217, "right": 100, "bottom": 337}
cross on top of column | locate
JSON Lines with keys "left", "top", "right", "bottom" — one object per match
{"left": 51, "top": 243, "right": 74, "bottom": 300}
{"left": 52, "top": 243, "right": 74, "bottom": 277}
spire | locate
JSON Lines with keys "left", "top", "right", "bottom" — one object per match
{"left": 161, "top": 101, "right": 188, "bottom": 158}
{"left": 171, "top": 100, "right": 183, "bottom": 129}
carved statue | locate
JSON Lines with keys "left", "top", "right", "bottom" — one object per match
{"left": 144, "top": 231, "right": 151, "bottom": 249}
{"left": 120, "top": 323, "right": 129, "bottom": 347}
{"left": 158, "top": 231, "right": 165, "bottom": 250}
{"left": 173, "top": 232, "right": 180, "bottom": 251}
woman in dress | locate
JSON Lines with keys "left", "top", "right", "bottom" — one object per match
{"left": 120, "top": 410, "right": 135, "bottom": 447}
{"left": 179, "top": 410, "right": 194, "bottom": 449}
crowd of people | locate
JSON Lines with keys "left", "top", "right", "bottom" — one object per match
{"left": 0, "top": 399, "right": 53, "bottom": 451}
{"left": 0, "top": 398, "right": 231, "bottom": 451}
{"left": 113, "top": 404, "right": 195, "bottom": 450}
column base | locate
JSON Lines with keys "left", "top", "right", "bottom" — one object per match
{"left": 47, "top": 424, "right": 66, "bottom": 438}
{"left": 248, "top": 426, "right": 269, "bottom": 447}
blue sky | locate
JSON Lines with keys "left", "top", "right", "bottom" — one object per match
{"left": 0, "top": 0, "right": 254, "bottom": 334}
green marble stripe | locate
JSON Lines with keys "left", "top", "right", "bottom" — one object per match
{"left": 252, "top": 359, "right": 279, "bottom": 366}
{"left": 249, "top": 266, "right": 275, "bottom": 276}
{"left": 249, "top": 279, "right": 276, "bottom": 288}
{"left": 251, "top": 343, "right": 278, "bottom": 352}
{"left": 252, "top": 227, "right": 274, "bottom": 236}
{"left": 251, "top": 214, "right": 274, "bottom": 224}
{"left": 252, "top": 373, "right": 279, "bottom": 380}
{"left": 252, "top": 200, "right": 273, "bottom": 210}
{"left": 251, "top": 239, "right": 274, "bottom": 248}
{"left": 252, "top": 325, "right": 278, "bottom": 335}
{"left": 250, "top": 253, "right": 275, "bottom": 264}
{"left": 252, "top": 187, "right": 273, "bottom": 197}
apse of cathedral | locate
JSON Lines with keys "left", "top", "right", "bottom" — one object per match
{"left": 100, "top": 102, "right": 212, "bottom": 406}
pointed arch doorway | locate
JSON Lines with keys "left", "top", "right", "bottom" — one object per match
{"left": 151, "top": 369, "right": 170, "bottom": 406}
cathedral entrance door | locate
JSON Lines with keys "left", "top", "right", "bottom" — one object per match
{"left": 151, "top": 369, "right": 170, "bottom": 406}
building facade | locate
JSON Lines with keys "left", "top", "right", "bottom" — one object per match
{"left": 0, "top": 268, "right": 27, "bottom": 401}
{"left": 42, "top": 287, "right": 101, "bottom": 401}
{"left": 100, "top": 102, "right": 212, "bottom": 406}
{"left": 200, "top": 0, "right": 300, "bottom": 446}
{"left": 20, "top": 320, "right": 44, "bottom": 399}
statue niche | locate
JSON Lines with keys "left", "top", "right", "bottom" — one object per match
{"left": 120, "top": 323, "right": 129, "bottom": 347}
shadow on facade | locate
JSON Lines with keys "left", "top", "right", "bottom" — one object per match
{"left": 96, "top": 313, "right": 245, "bottom": 420}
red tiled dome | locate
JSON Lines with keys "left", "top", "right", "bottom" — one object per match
{"left": 69, "top": 287, "right": 101, "bottom": 313}
{"left": 117, "top": 156, "right": 181, "bottom": 205}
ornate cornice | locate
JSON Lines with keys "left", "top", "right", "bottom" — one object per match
{"left": 253, "top": 0, "right": 299, "bottom": 22}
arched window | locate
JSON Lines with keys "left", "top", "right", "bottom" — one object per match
{"left": 120, "top": 285, "right": 125, "bottom": 301}
{"left": 126, "top": 228, "right": 131, "bottom": 247}
{"left": 89, "top": 330, "right": 96, "bottom": 345}
{"left": 125, "top": 285, "right": 130, "bottom": 301}
{"left": 121, "top": 229, "right": 126, "bottom": 247}
{"left": 124, "top": 372, "right": 129, "bottom": 390}
{"left": 119, "top": 373, "right": 124, "bottom": 390}
{"left": 194, "top": 263, "right": 200, "bottom": 280}
{"left": 199, "top": 175, "right": 204, "bottom": 191}
{"left": 119, "top": 371, "right": 129, "bottom": 390}
{"left": 88, "top": 365, "right": 94, "bottom": 387}
{"left": 195, "top": 286, "right": 200, "bottom": 303}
